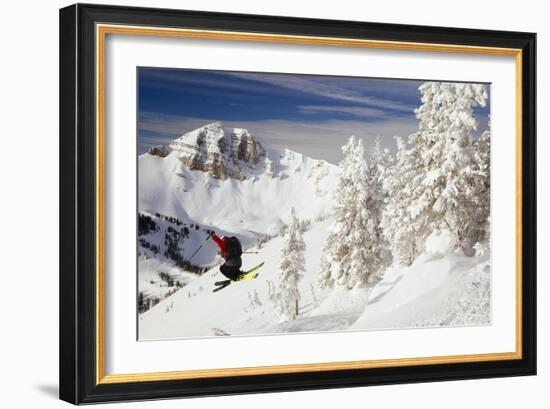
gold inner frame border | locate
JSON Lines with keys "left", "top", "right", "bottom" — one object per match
{"left": 95, "top": 23, "right": 523, "bottom": 385}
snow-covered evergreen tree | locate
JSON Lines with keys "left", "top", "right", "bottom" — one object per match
{"left": 473, "top": 119, "right": 491, "bottom": 248}
{"left": 365, "top": 138, "right": 393, "bottom": 274}
{"left": 382, "top": 82, "right": 490, "bottom": 263}
{"left": 381, "top": 136, "right": 424, "bottom": 265}
{"left": 318, "top": 136, "right": 388, "bottom": 289}
{"left": 275, "top": 207, "right": 306, "bottom": 321}
{"left": 416, "top": 82, "right": 489, "bottom": 253}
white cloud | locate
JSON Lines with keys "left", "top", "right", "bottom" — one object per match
{"left": 226, "top": 72, "right": 417, "bottom": 113}
{"left": 298, "top": 105, "right": 389, "bottom": 118}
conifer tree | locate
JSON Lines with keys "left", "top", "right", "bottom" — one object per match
{"left": 472, "top": 120, "right": 491, "bottom": 246}
{"left": 381, "top": 136, "right": 422, "bottom": 265}
{"left": 382, "top": 82, "right": 489, "bottom": 263}
{"left": 276, "top": 207, "right": 306, "bottom": 321}
{"left": 364, "top": 138, "right": 393, "bottom": 274}
{"left": 318, "top": 136, "right": 385, "bottom": 289}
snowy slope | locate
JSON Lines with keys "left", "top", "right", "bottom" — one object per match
{"left": 138, "top": 219, "right": 334, "bottom": 339}
{"left": 139, "top": 217, "right": 490, "bottom": 340}
{"left": 137, "top": 123, "right": 340, "bottom": 307}
{"left": 350, "top": 252, "right": 490, "bottom": 330}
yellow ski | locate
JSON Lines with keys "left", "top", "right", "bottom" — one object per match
{"left": 213, "top": 262, "right": 263, "bottom": 292}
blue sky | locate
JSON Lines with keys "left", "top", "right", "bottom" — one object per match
{"left": 138, "top": 68, "right": 490, "bottom": 164}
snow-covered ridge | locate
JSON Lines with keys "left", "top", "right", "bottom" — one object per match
{"left": 166, "top": 122, "right": 266, "bottom": 180}
{"left": 139, "top": 123, "right": 340, "bottom": 237}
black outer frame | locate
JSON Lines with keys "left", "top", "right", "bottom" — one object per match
{"left": 59, "top": 3, "right": 536, "bottom": 405}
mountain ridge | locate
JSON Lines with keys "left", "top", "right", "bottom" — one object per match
{"left": 148, "top": 122, "right": 265, "bottom": 180}
{"left": 146, "top": 122, "right": 338, "bottom": 181}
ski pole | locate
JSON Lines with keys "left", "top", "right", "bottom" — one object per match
{"left": 189, "top": 231, "right": 214, "bottom": 260}
{"left": 189, "top": 244, "right": 205, "bottom": 260}
{"left": 242, "top": 251, "right": 259, "bottom": 254}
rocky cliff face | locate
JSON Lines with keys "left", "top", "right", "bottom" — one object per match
{"left": 167, "top": 122, "right": 265, "bottom": 180}
{"left": 147, "top": 145, "right": 171, "bottom": 158}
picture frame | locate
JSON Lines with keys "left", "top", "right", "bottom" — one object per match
{"left": 59, "top": 3, "right": 536, "bottom": 405}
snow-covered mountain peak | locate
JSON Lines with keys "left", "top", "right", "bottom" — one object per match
{"left": 139, "top": 123, "right": 342, "bottom": 239}
{"left": 170, "top": 122, "right": 225, "bottom": 148}
{"left": 166, "top": 122, "right": 265, "bottom": 180}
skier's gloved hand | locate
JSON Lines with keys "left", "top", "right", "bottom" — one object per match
{"left": 208, "top": 229, "right": 215, "bottom": 237}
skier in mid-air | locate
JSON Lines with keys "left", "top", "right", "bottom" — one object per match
{"left": 208, "top": 231, "right": 264, "bottom": 292}
{"left": 210, "top": 232, "right": 244, "bottom": 281}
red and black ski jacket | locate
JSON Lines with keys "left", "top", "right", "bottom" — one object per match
{"left": 212, "top": 235, "right": 230, "bottom": 258}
